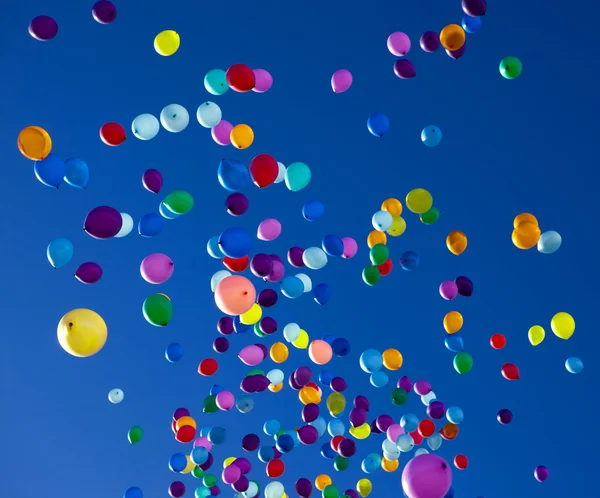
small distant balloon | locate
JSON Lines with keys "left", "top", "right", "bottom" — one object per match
{"left": 84, "top": 206, "right": 123, "bottom": 239}
{"left": 253, "top": 69, "right": 273, "bottom": 93}
{"left": 29, "top": 15, "right": 58, "bottom": 41}
{"left": 331, "top": 69, "right": 353, "bottom": 93}
{"left": 367, "top": 113, "right": 390, "bottom": 137}
{"left": 132, "top": 113, "right": 160, "bottom": 140}
{"left": 108, "top": 388, "right": 124, "bottom": 404}
{"left": 393, "top": 60, "right": 416, "bottom": 79}
{"left": 100, "top": 122, "right": 126, "bottom": 146}
{"left": 565, "top": 357, "right": 584, "bottom": 374}
{"left": 421, "top": 126, "right": 442, "bottom": 147}
{"left": 500, "top": 56, "right": 523, "bottom": 79}
{"left": 18, "top": 126, "right": 52, "bottom": 161}
{"left": 154, "top": 30, "right": 180, "bottom": 56}
{"left": 142, "top": 169, "right": 163, "bottom": 194}
{"left": 537, "top": 231, "right": 561, "bottom": 254}
{"left": 64, "top": 158, "right": 89, "bottom": 189}
{"left": 92, "top": 1, "right": 117, "bottom": 24}
{"left": 226, "top": 64, "right": 256, "bottom": 92}
{"left": 115, "top": 213, "right": 134, "bottom": 238}
{"left": 462, "top": 15, "right": 482, "bottom": 33}
{"left": 387, "top": 32, "right": 411, "bottom": 56}
{"left": 197, "top": 102, "right": 222, "bottom": 128}
{"left": 47, "top": 238, "right": 74, "bottom": 269}
{"left": 138, "top": 213, "right": 164, "bottom": 237}
{"left": 34, "top": 153, "right": 65, "bottom": 188}
{"left": 420, "top": 31, "right": 440, "bottom": 52}
{"left": 446, "top": 44, "right": 466, "bottom": 60}
{"left": 462, "top": 0, "right": 487, "bottom": 17}
{"left": 231, "top": 124, "right": 255, "bottom": 149}
{"left": 534, "top": 466, "right": 549, "bottom": 483}
{"left": 205, "top": 69, "right": 229, "bottom": 95}
{"left": 75, "top": 262, "right": 103, "bottom": 284}
{"left": 160, "top": 104, "right": 189, "bottom": 132}
{"left": 440, "top": 24, "right": 466, "bottom": 51}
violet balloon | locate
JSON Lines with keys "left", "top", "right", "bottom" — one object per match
{"left": 302, "top": 403, "right": 320, "bottom": 423}
{"left": 462, "top": 0, "right": 487, "bottom": 17}
{"left": 259, "top": 316, "right": 277, "bottom": 334}
{"left": 265, "top": 258, "right": 285, "bottom": 283}
{"left": 168, "top": 481, "right": 186, "bottom": 498}
{"left": 354, "top": 395, "right": 370, "bottom": 411}
{"left": 338, "top": 438, "right": 356, "bottom": 457}
{"left": 446, "top": 44, "right": 466, "bottom": 60}
{"left": 387, "top": 32, "right": 411, "bottom": 56}
{"left": 75, "top": 262, "right": 103, "bottom": 284}
{"left": 376, "top": 414, "right": 394, "bottom": 432}
{"left": 534, "top": 465, "right": 549, "bottom": 482}
{"left": 140, "top": 253, "right": 174, "bottom": 284}
{"left": 341, "top": 237, "right": 358, "bottom": 259}
{"left": 142, "top": 169, "right": 163, "bottom": 194}
{"left": 213, "top": 337, "right": 229, "bottom": 353}
{"left": 331, "top": 69, "right": 353, "bottom": 93}
{"left": 233, "top": 457, "right": 252, "bottom": 474}
{"left": 330, "top": 377, "right": 347, "bottom": 392}
{"left": 439, "top": 281, "right": 458, "bottom": 300}
{"left": 225, "top": 193, "right": 249, "bottom": 216}
{"left": 420, "top": 31, "right": 440, "bottom": 52}
{"left": 252, "top": 69, "right": 273, "bottom": 93}
{"left": 84, "top": 206, "right": 123, "bottom": 239}
{"left": 298, "top": 425, "right": 319, "bottom": 445}
{"left": 222, "top": 464, "right": 241, "bottom": 484}
{"left": 296, "top": 478, "right": 312, "bottom": 498}
{"left": 455, "top": 276, "right": 473, "bottom": 296}
{"left": 398, "top": 375, "right": 413, "bottom": 392}
{"left": 257, "top": 289, "right": 278, "bottom": 308}
{"left": 257, "top": 218, "right": 282, "bottom": 241}
{"left": 427, "top": 401, "right": 446, "bottom": 420}
{"left": 92, "top": 0, "right": 117, "bottom": 24}
{"left": 233, "top": 476, "right": 249, "bottom": 492}
{"left": 288, "top": 247, "right": 305, "bottom": 267}
{"left": 294, "top": 366, "right": 312, "bottom": 387}
{"left": 401, "top": 454, "right": 452, "bottom": 498}
{"left": 217, "top": 317, "right": 234, "bottom": 335}
{"left": 29, "top": 16, "right": 58, "bottom": 41}
{"left": 349, "top": 408, "right": 367, "bottom": 427}
{"left": 414, "top": 380, "right": 431, "bottom": 396}
{"left": 250, "top": 253, "right": 273, "bottom": 278}
{"left": 394, "top": 59, "right": 416, "bottom": 79}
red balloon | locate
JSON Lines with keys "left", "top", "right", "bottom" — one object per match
{"left": 417, "top": 419, "right": 435, "bottom": 438}
{"left": 330, "top": 435, "right": 344, "bottom": 452}
{"left": 377, "top": 259, "right": 393, "bottom": 276}
{"left": 501, "top": 362, "right": 520, "bottom": 380}
{"left": 249, "top": 154, "right": 278, "bottom": 188}
{"left": 454, "top": 454, "right": 468, "bottom": 470}
{"left": 490, "top": 333, "right": 506, "bottom": 349}
{"left": 409, "top": 430, "right": 423, "bottom": 445}
{"left": 198, "top": 358, "right": 219, "bottom": 376}
{"left": 100, "top": 122, "right": 126, "bottom": 146}
{"left": 176, "top": 425, "right": 196, "bottom": 443}
{"left": 226, "top": 64, "right": 256, "bottom": 92}
{"left": 223, "top": 256, "right": 250, "bottom": 273}
{"left": 266, "top": 458, "right": 285, "bottom": 478}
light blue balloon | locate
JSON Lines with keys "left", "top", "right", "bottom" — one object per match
{"left": 266, "top": 368, "right": 284, "bottom": 385}
{"left": 204, "top": 69, "right": 229, "bottom": 95}
{"left": 396, "top": 433, "right": 414, "bottom": 452}
{"left": 414, "top": 448, "right": 429, "bottom": 457}
{"left": 169, "top": 453, "right": 188, "bottom": 472}
{"left": 124, "top": 487, "right": 143, "bottom": 498}
{"left": 381, "top": 439, "right": 399, "bottom": 459}
{"left": 421, "top": 126, "right": 442, "bottom": 147}
{"left": 165, "top": 343, "right": 183, "bottom": 363}
{"left": 236, "top": 395, "right": 254, "bottom": 413}
{"left": 372, "top": 210, "right": 393, "bottom": 231}
{"left": 309, "top": 416, "right": 327, "bottom": 437}
{"left": 258, "top": 445, "right": 274, "bottom": 463}
{"left": 132, "top": 113, "right": 160, "bottom": 140}
{"left": 538, "top": 231, "right": 562, "bottom": 254}
{"left": 400, "top": 414, "right": 419, "bottom": 433}
{"left": 370, "top": 370, "right": 389, "bottom": 387}
{"left": 64, "top": 158, "right": 89, "bottom": 189}
{"left": 160, "top": 103, "right": 189, "bottom": 133}
{"left": 445, "top": 334, "right": 465, "bottom": 353}
{"left": 367, "top": 112, "right": 389, "bottom": 137}
{"left": 190, "top": 446, "right": 208, "bottom": 465}
{"left": 207, "top": 236, "right": 224, "bottom": 259}
{"left": 207, "top": 426, "right": 226, "bottom": 445}
{"left": 34, "top": 153, "right": 65, "bottom": 188}
{"left": 196, "top": 102, "right": 222, "bottom": 128}
{"left": 361, "top": 453, "right": 381, "bottom": 473}
{"left": 328, "top": 419, "right": 345, "bottom": 437}
{"left": 138, "top": 213, "right": 163, "bottom": 237}
{"left": 302, "top": 200, "right": 324, "bottom": 221}
{"left": 264, "top": 419, "right": 281, "bottom": 436}
{"left": 302, "top": 247, "right": 328, "bottom": 270}
{"left": 284, "top": 162, "right": 311, "bottom": 192}
{"left": 281, "top": 276, "right": 304, "bottom": 299}
{"left": 199, "top": 426, "right": 212, "bottom": 437}
{"left": 195, "top": 486, "right": 212, "bottom": 498}
{"left": 427, "top": 432, "right": 442, "bottom": 451}
{"left": 160, "top": 202, "right": 181, "bottom": 220}
{"left": 47, "top": 238, "right": 74, "bottom": 269}
{"left": 218, "top": 159, "right": 250, "bottom": 192}
{"left": 360, "top": 349, "right": 383, "bottom": 373}
{"left": 462, "top": 15, "right": 482, "bottom": 33}
{"left": 446, "top": 406, "right": 464, "bottom": 424}
{"left": 565, "top": 357, "right": 584, "bottom": 374}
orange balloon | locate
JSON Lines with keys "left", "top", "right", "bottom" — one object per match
{"left": 512, "top": 223, "right": 541, "bottom": 249}
{"left": 381, "top": 198, "right": 403, "bottom": 217}
{"left": 308, "top": 339, "right": 333, "bottom": 365}
{"left": 214, "top": 275, "right": 256, "bottom": 315}
{"left": 382, "top": 348, "right": 403, "bottom": 370}
{"left": 443, "top": 311, "right": 463, "bottom": 334}
{"left": 381, "top": 457, "right": 399, "bottom": 472}
{"left": 440, "top": 423, "right": 459, "bottom": 440}
{"left": 367, "top": 230, "right": 387, "bottom": 248}
{"left": 268, "top": 382, "right": 283, "bottom": 392}
{"left": 315, "top": 475, "right": 331, "bottom": 491}
{"left": 440, "top": 24, "right": 466, "bottom": 51}
{"left": 299, "top": 385, "right": 321, "bottom": 405}
{"left": 175, "top": 416, "right": 196, "bottom": 431}
{"left": 513, "top": 213, "right": 539, "bottom": 228}
{"left": 446, "top": 230, "right": 467, "bottom": 255}
{"left": 18, "top": 126, "right": 52, "bottom": 160}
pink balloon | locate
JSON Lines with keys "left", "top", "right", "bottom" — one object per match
{"left": 211, "top": 120, "right": 233, "bottom": 146}
{"left": 331, "top": 69, "right": 353, "bottom": 93}
{"left": 387, "top": 32, "right": 411, "bottom": 56}
{"left": 238, "top": 345, "right": 265, "bottom": 366}
{"left": 401, "top": 454, "right": 452, "bottom": 498}
{"left": 413, "top": 380, "right": 431, "bottom": 396}
{"left": 140, "top": 253, "right": 174, "bottom": 284}
{"left": 193, "top": 436, "right": 213, "bottom": 450}
{"left": 252, "top": 69, "right": 273, "bottom": 93}
{"left": 257, "top": 218, "right": 282, "bottom": 241}
{"left": 386, "top": 423, "right": 405, "bottom": 443}
{"left": 439, "top": 281, "right": 458, "bottom": 300}
{"left": 222, "top": 464, "right": 242, "bottom": 484}
{"left": 341, "top": 237, "right": 358, "bottom": 259}
{"left": 215, "top": 390, "right": 235, "bottom": 411}
{"left": 214, "top": 275, "right": 256, "bottom": 316}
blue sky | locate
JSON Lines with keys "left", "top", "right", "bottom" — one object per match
{"left": 2, "top": 1, "right": 596, "bottom": 497}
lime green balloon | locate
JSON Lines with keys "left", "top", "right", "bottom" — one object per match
{"left": 391, "top": 387, "right": 408, "bottom": 406}
{"left": 192, "top": 466, "right": 205, "bottom": 479}
{"left": 142, "top": 293, "right": 173, "bottom": 326}
{"left": 285, "top": 162, "right": 311, "bottom": 192}
{"left": 499, "top": 56, "right": 522, "bottom": 79}
{"left": 362, "top": 266, "right": 380, "bottom": 286}
{"left": 323, "top": 485, "right": 340, "bottom": 498}
{"left": 202, "top": 474, "right": 217, "bottom": 487}
{"left": 420, "top": 207, "right": 440, "bottom": 225}
{"left": 203, "top": 394, "right": 218, "bottom": 413}
{"left": 127, "top": 425, "right": 143, "bottom": 444}
{"left": 334, "top": 456, "right": 349, "bottom": 471}
{"left": 369, "top": 244, "right": 389, "bottom": 266}
{"left": 195, "top": 486, "right": 211, "bottom": 498}
{"left": 164, "top": 190, "right": 194, "bottom": 215}
{"left": 453, "top": 351, "right": 473, "bottom": 374}
{"left": 204, "top": 69, "right": 229, "bottom": 95}
{"left": 246, "top": 369, "right": 265, "bottom": 377}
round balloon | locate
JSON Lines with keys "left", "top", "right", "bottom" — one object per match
{"left": 154, "top": 30, "right": 180, "bottom": 56}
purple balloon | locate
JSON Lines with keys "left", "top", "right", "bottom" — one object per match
{"left": 257, "top": 289, "right": 278, "bottom": 308}
{"left": 497, "top": 408, "right": 513, "bottom": 425}
{"left": 217, "top": 317, "right": 234, "bottom": 335}
{"left": 222, "top": 465, "right": 241, "bottom": 484}
{"left": 338, "top": 438, "right": 356, "bottom": 457}
{"left": 259, "top": 317, "right": 278, "bottom": 334}
{"left": 255, "top": 344, "right": 268, "bottom": 359}
{"left": 427, "top": 401, "right": 446, "bottom": 420}
{"left": 376, "top": 414, "right": 394, "bottom": 432}
{"left": 353, "top": 395, "right": 370, "bottom": 412}
{"left": 401, "top": 454, "right": 452, "bottom": 498}
{"left": 213, "top": 337, "right": 229, "bottom": 353}
{"left": 240, "top": 376, "right": 259, "bottom": 393}
{"left": 29, "top": 16, "right": 58, "bottom": 41}
{"left": 287, "top": 247, "right": 305, "bottom": 267}
{"left": 232, "top": 476, "right": 249, "bottom": 492}
{"left": 265, "top": 258, "right": 284, "bottom": 282}
{"left": 84, "top": 206, "right": 122, "bottom": 239}
{"left": 295, "top": 478, "right": 313, "bottom": 498}
{"left": 298, "top": 425, "right": 319, "bottom": 445}
{"left": 232, "top": 457, "right": 252, "bottom": 474}
{"left": 398, "top": 376, "right": 413, "bottom": 392}
{"left": 241, "top": 433, "right": 260, "bottom": 451}
{"left": 200, "top": 452, "right": 214, "bottom": 471}
{"left": 173, "top": 407, "right": 190, "bottom": 421}
{"left": 349, "top": 408, "right": 367, "bottom": 427}
{"left": 420, "top": 31, "right": 440, "bottom": 52}
{"left": 74, "top": 262, "right": 103, "bottom": 284}
{"left": 250, "top": 253, "right": 272, "bottom": 278}
{"left": 168, "top": 481, "right": 185, "bottom": 498}
{"left": 370, "top": 419, "right": 382, "bottom": 434}
{"left": 302, "top": 403, "right": 320, "bottom": 423}
{"left": 345, "top": 491, "right": 359, "bottom": 498}
{"left": 294, "top": 366, "right": 312, "bottom": 387}
{"left": 330, "top": 377, "right": 347, "bottom": 392}
{"left": 225, "top": 193, "right": 249, "bottom": 216}
{"left": 289, "top": 374, "right": 302, "bottom": 390}
{"left": 446, "top": 44, "right": 466, "bottom": 60}
{"left": 256, "top": 375, "right": 270, "bottom": 392}
{"left": 142, "top": 169, "right": 163, "bottom": 194}
{"left": 273, "top": 446, "right": 282, "bottom": 459}
{"left": 393, "top": 59, "right": 416, "bottom": 79}
{"left": 209, "top": 486, "right": 220, "bottom": 497}
{"left": 92, "top": 1, "right": 117, "bottom": 24}
{"left": 414, "top": 380, "right": 431, "bottom": 396}
{"left": 462, "top": 0, "right": 487, "bottom": 17}
{"left": 455, "top": 276, "right": 473, "bottom": 296}
{"left": 440, "top": 281, "right": 458, "bottom": 300}
{"left": 534, "top": 465, "right": 549, "bottom": 482}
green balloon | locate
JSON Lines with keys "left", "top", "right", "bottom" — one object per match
{"left": 164, "top": 190, "right": 194, "bottom": 215}
{"left": 254, "top": 323, "right": 266, "bottom": 337}
{"left": 202, "top": 474, "right": 217, "bottom": 487}
{"left": 204, "top": 69, "right": 229, "bottom": 95}
{"left": 275, "top": 429, "right": 286, "bottom": 438}
{"left": 246, "top": 369, "right": 265, "bottom": 377}
{"left": 127, "top": 425, "right": 143, "bottom": 444}
{"left": 142, "top": 293, "right": 173, "bottom": 326}
{"left": 195, "top": 486, "right": 211, "bottom": 498}
{"left": 334, "top": 456, "right": 349, "bottom": 471}
{"left": 203, "top": 394, "right": 218, "bottom": 413}
{"left": 453, "top": 351, "right": 473, "bottom": 374}
{"left": 369, "top": 244, "right": 389, "bottom": 266}
{"left": 499, "top": 56, "right": 522, "bottom": 79}
{"left": 323, "top": 485, "right": 340, "bottom": 498}
{"left": 285, "top": 162, "right": 311, "bottom": 192}
{"left": 192, "top": 466, "right": 205, "bottom": 479}
{"left": 362, "top": 266, "right": 381, "bottom": 286}
{"left": 391, "top": 387, "right": 408, "bottom": 406}
{"left": 420, "top": 207, "right": 440, "bottom": 225}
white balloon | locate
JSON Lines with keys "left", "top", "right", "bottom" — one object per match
{"left": 537, "top": 230, "right": 562, "bottom": 254}
{"left": 132, "top": 113, "right": 160, "bottom": 140}
{"left": 396, "top": 433, "right": 414, "bottom": 452}
{"left": 115, "top": 213, "right": 133, "bottom": 238}
{"left": 196, "top": 102, "right": 222, "bottom": 128}
{"left": 382, "top": 438, "right": 399, "bottom": 459}
{"left": 427, "top": 432, "right": 442, "bottom": 451}
{"left": 266, "top": 368, "right": 284, "bottom": 385}
{"left": 372, "top": 210, "right": 393, "bottom": 231}
{"left": 302, "top": 247, "right": 328, "bottom": 270}
{"left": 414, "top": 448, "right": 430, "bottom": 456}
{"left": 283, "top": 323, "right": 301, "bottom": 342}
{"left": 211, "top": 270, "right": 231, "bottom": 292}
{"left": 295, "top": 273, "right": 312, "bottom": 293}
{"left": 421, "top": 391, "right": 436, "bottom": 405}
{"left": 264, "top": 481, "right": 285, "bottom": 498}
{"left": 108, "top": 388, "right": 124, "bottom": 404}
{"left": 160, "top": 104, "right": 189, "bottom": 132}
{"left": 274, "top": 162, "right": 286, "bottom": 184}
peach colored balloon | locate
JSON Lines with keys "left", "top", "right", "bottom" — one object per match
{"left": 308, "top": 339, "right": 333, "bottom": 365}
{"left": 214, "top": 275, "right": 256, "bottom": 315}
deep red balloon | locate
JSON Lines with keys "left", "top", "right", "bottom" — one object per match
{"left": 223, "top": 255, "right": 250, "bottom": 273}
{"left": 266, "top": 458, "right": 285, "bottom": 478}
{"left": 377, "top": 258, "right": 393, "bottom": 276}
{"left": 100, "top": 122, "right": 126, "bottom": 146}
{"left": 226, "top": 64, "right": 256, "bottom": 92}
{"left": 501, "top": 362, "right": 520, "bottom": 380}
{"left": 198, "top": 358, "right": 219, "bottom": 376}
{"left": 454, "top": 454, "right": 469, "bottom": 469}
{"left": 249, "top": 154, "right": 279, "bottom": 188}
{"left": 175, "top": 425, "right": 196, "bottom": 443}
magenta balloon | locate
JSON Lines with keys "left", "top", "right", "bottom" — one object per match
{"left": 341, "top": 237, "right": 358, "bottom": 259}
{"left": 257, "top": 218, "right": 282, "bottom": 241}
{"left": 298, "top": 425, "right": 319, "bottom": 445}
{"left": 140, "top": 253, "right": 174, "bottom": 284}
{"left": 338, "top": 438, "right": 356, "bottom": 457}
{"left": 349, "top": 408, "right": 367, "bottom": 427}
{"left": 259, "top": 316, "right": 277, "bottom": 334}
{"left": 439, "top": 281, "right": 458, "bottom": 300}
{"left": 213, "top": 337, "right": 230, "bottom": 353}
{"left": 142, "top": 169, "right": 163, "bottom": 194}
{"left": 420, "top": 31, "right": 440, "bottom": 52}
{"left": 212, "top": 120, "right": 233, "bottom": 146}
{"left": 233, "top": 457, "right": 252, "bottom": 474}
{"left": 295, "top": 478, "right": 313, "bottom": 498}
{"left": 353, "top": 395, "right": 370, "bottom": 411}
{"left": 232, "top": 476, "right": 249, "bottom": 492}
{"left": 217, "top": 317, "right": 234, "bottom": 335}
{"left": 264, "top": 259, "right": 285, "bottom": 283}
{"left": 414, "top": 380, "right": 431, "bottom": 396}
{"left": 222, "top": 464, "right": 241, "bottom": 484}
{"left": 462, "top": 0, "right": 486, "bottom": 17}
{"left": 402, "top": 454, "right": 452, "bottom": 498}
{"left": 331, "top": 69, "right": 353, "bottom": 93}
{"left": 387, "top": 32, "right": 411, "bottom": 56}
{"left": 29, "top": 16, "right": 58, "bottom": 41}
{"left": 376, "top": 414, "right": 394, "bottom": 432}
{"left": 394, "top": 59, "right": 416, "bottom": 79}
{"left": 252, "top": 69, "right": 273, "bottom": 93}
{"left": 238, "top": 345, "right": 264, "bottom": 366}
{"left": 225, "top": 193, "right": 249, "bottom": 216}
{"left": 446, "top": 44, "right": 466, "bottom": 60}
{"left": 398, "top": 376, "right": 413, "bottom": 391}
{"left": 294, "top": 366, "right": 312, "bottom": 387}
{"left": 75, "top": 262, "right": 103, "bottom": 284}
{"left": 289, "top": 374, "right": 302, "bottom": 390}
{"left": 302, "top": 403, "right": 320, "bottom": 423}
{"left": 92, "top": 1, "right": 117, "bottom": 24}
{"left": 287, "top": 247, "right": 305, "bottom": 267}
{"left": 330, "top": 377, "right": 347, "bottom": 392}
{"left": 250, "top": 253, "right": 273, "bottom": 278}
{"left": 168, "top": 481, "right": 186, "bottom": 498}
{"left": 84, "top": 206, "right": 123, "bottom": 239}
{"left": 427, "top": 401, "right": 446, "bottom": 420}
{"left": 257, "top": 289, "right": 278, "bottom": 308}
{"left": 173, "top": 407, "right": 190, "bottom": 420}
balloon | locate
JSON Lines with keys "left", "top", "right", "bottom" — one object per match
{"left": 285, "top": 162, "right": 311, "bottom": 191}
{"left": 138, "top": 213, "right": 164, "bottom": 237}
{"left": 454, "top": 455, "right": 468, "bottom": 470}
{"left": 154, "top": 30, "right": 180, "bottom": 56}
{"left": 287, "top": 247, "right": 305, "bottom": 268}
{"left": 440, "top": 24, "right": 465, "bottom": 51}
{"left": 313, "top": 283, "right": 332, "bottom": 306}
{"left": 161, "top": 104, "right": 189, "bottom": 132}
{"left": 500, "top": 56, "right": 522, "bottom": 79}
{"left": 421, "top": 126, "right": 442, "bottom": 147}
{"left": 512, "top": 222, "right": 540, "bottom": 249}
{"left": 462, "top": 0, "right": 487, "bottom": 16}
{"left": 218, "top": 159, "right": 250, "bottom": 191}
{"left": 367, "top": 231, "right": 385, "bottom": 249}
{"left": 124, "top": 488, "right": 142, "bottom": 498}
{"left": 538, "top": 231, "right": 562, "bottom": 254}
{"left": 225, "top": 193, "right": 249, "bottom": 217}
{"left": 170, "top": 453, "right": 188, "bottom": 472}
{"left": 219, "top": 227, "right": 252, "bottom": 258}
{"left": 168, "top": 481, "right": 185, "bottom": 498}
{"left": 211, "top": 270, "right": 231, "bottom": 292}
{"left": 439, "top": 281, "right": 458, "bottom": 300}
{"left": 401, "top": 454, "right": 452, "bottom": 498}
{"left": 528, "top": 325, "right": 545, "bottom": 346}
{"left": 420, "top": 31, "right": 440, "bottom": 52}
{"left": 143, "top": 294, "right": 173, "bottom": 326}
{"left": 140, "top": 169, "right": 163, "bottom": 195}
{"left": 212, "top": 120, "right": 233, "bottom": 146}
{"left": 303, "top": 247, "right": 328, "bottom": 270}
{"left": 382, "top": 349, "right": 403, "bottom": 370}
{"left": 253, "top": 69, "right": 273, "bottom": 93}
{"left": 341, "top": 237, "right": 358, "bottom": 259}
{"left": 205, "top": 69, "right": 229, "bottom": 95}
{"left": 360, "top": 349, "right": 383, "bottom": 373}
{"left": 322, "top": 235, "right": 344, "bottom": 257}
{"left": 141, "top": 253, "right": 174, "bottom": 284}
{"left": 453, "top": 352, "right": 473, "bottom": 374}
{"left": 226, "top": 64, "right": 255, "bottom": 92}
{"left": 497, "top": 409, "right": 513, "bottom": 424}
{"left": 281, "top": 276, "right": 304, "bottom": 299}
{"left": 231, "top": 124, "right": 254, "bottom": 150}
{"left": 264, "top": 482, "right": 284, "bottom": 498}
{"left": 128, "top": 425, "right": 143, "bottom": 444}
{"left": 164, "top": 191, "right": 194, "bottom": 215}
{"left": 92, "top": 1, "right": 117, "bottom": 23}
{"left": 331, "top": 69, "right": 353, "bottom": 93}
{"left": 356, "top": 479, "right": 371, "bottom": 497}
{"left": 446, "top": 231, "right": 467, "bottom": 255}
{"left": 29, "top": 15, "right": 58, "bottom": 41}
{"left": 46, "top": 238, "right": 74, "bottom": 269}
{"left": 393, "top": 59, "right": 416, "bottom": 79}
{"left": 240, "top": 304, "right": 262, "bottom": 325}
{"left": 84, "top": 206, "right": 122, "bottom": 239}
{"left": 18, "top": 126, "right": 52, "bottom": 160}
{"left": 443, "top": 311, "right": 463, "bottom": 334}
{"left": 387, "top": 216, "right": 406, "bottom": 236}
{"left": 274, "top": 162, "right": 286, "bottom": 183}
{"left": 387, "top": 32, "right": 411, "bottom": 56}
{"left": 100, "top": 122, "right": 126, "bottom": 146}
{"left": 454, "top": 276, "right": 473, "bottom": 296}
{"left": 490, "top": 333, "right": 506, "bottom": 349}
{"left": 551, "top": 312, "right": 575, "bottom": 340}
{"left": 108, "top": 388, "right": 124, "bottom": 404}
{"left": 249, "top": 154, "right": 278, "bottom": 188}
{"left": 295, "top": 478, "right": 312, "bottom": 498}
{"left": 367, "top": 112, "right": 389, "bottom": 137}
{"left": 534, "top": 465, "right": 548, "bottom": 482}
{"left": 308, "top": 340, "right": 333, "bottom": 365}
{"left": 362, "top": 266, "right": 380, "bottom": 286}
{"left": 462, "top": 15, "right": 482, "bottom": 33}
{"left": 369, "top": 244, "right": 389, "bottom": 266}
{"left": 414, "top": 380, "right": 431, "bottom": 396}
{"left": 565, "top": 357, "right": 584, "bottom": 374}
{"left": 198, "top": 358, "right": 219, "bottom": 376}
{"left": 406, "top": 189, "right": 433, "bottom": 214}
{"left": 132, "top": 114, "right": 160, "bottom": 140}
{"left": 420, "top": 207, "right": 440, "bottom": 225}
{"left": 446, "top": 44, "right": 466, "bottom": 60}
{"left": 196, "top": 102, "right": 222, "bottom": 128}
{"left": 64, "top": 158, "right": 89, "bottom": 189}
{"left": 215, "top": 276, "right": 256, "bottom": 316}
{"left": 75, "top": 262, "right": 103, "bottom": 284}
{"left": 160, "top": 203, "right": 180, "bottom": 220}
{"left": 34, "top": 153, "right": 65, "bottom": 188}
{"left": 446, "top": 407, "right": 463, "bottom": 425}
{"left": 501, "top": 362, "right": 520, "bottom": 380}
{"left": 372, "top": 211, "right": 393, "bottom": 231}
{"left": 444, "top": 334, "right": 464, "bottom": 353}
{"left": 257, "top": 219, "right": 282, "bottom": 241}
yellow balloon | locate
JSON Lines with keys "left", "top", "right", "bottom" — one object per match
{"left": 511, "top": 223, "right": 541, "bottom": 250}
{"left": 175, "top": 416, "right": 196, "bottom": 430}
{"left": 181, "top": 455, "right": 195, "bottom": 474}
{"left": 270, "top": 342, "right": 289, "bottom": 363}
{"left": 381, "top": 456, "right": 399, "bottom": 472}
{"left": 443, "top": 311, "right": 463, "bottom": 334}
{"left": 528, "top": 325, "right": 545, "bottom": 346}
{"left": 356, "top": 478, "right": 372, "bottom": 497}
{"left": 446, "top": 230, "right": 467, "bottom": 255}
{"left": 154, "top": 30, "right": 180, "bottom": 56}
{"left": 57, "top": 308, "right": 107, "bottom": 357}
{"left": 513, "top": 213, "right": 539, "bottom": 228}
{"left": 240, "top": 303, "right": 262, "bottom": 325}
{"left": 381, "top": 198, "right": 403, "bottom": 217}
{"left": 292, "top": 329, "right": 309, "bottom": 349}
{"left": 268, "top": 382, "right": 283, "bottom": 392}
{"left": 299, "top": 385, "right": 321, "bottom": 404}
{"left": 349, "top": 422, "right": 371, "bottom": 440}
{"left": 230, "top": 124, "right": 254, "bottom": 149}
{"left": 440, "top": 24, "right": 466, "bottom": 51}
{"left": 315, "top": 474, "right": 332, "bottom": 491}
{"left": 326, "top": 392, "right": 346, "bottom": 416}
{"left": 18, "top": 126, "right": 52, "bottom": 161}
{"left": 551, "top": 312, "right": 575, "bottom": 340}
{"left": 223, "top": 457, "right": 236, "bottom": 467}
{"left": 405, "top": 188, "right": 433, "bottom": 214}
{"left": 367, "top": 230, "right": 387, "bottom": 248}
{"left": 386, "top": 216, "right": 406, "bottom": 237}
{"left": 382, "top": 348, "right": 403, "bottom": 370}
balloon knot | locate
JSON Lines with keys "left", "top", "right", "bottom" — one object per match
{"left": 442, "top": 463, "right": 447, "bottom": 469}
{"left": 68, "top": 322, "right": 73, "bottom": 327}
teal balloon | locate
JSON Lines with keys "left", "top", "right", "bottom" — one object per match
{"left": 195, "top": 486, "right": 211, "bottom": 498}
{"left": 361, "top": 453, "right": 381, "bottom": 473}
{"left": 444, "top": 333, "right": 464, "bottom": 353}
{"left": 427, "top": 432, "right": 442, "bottom": 451}
{"left": 565, "top": 357, "right": 584, "bottom": 374}
{"left": 47, "top": 238, "right": 74, "bottom": 268}
{"left": 281, "top": 276, "right": 304, "bottom": 299}
{"left": 285, "top": 162, "right": 311, "bottom": 192}
{"left": 446, "top": 406, "right": 464, "bottom": 424}
{"left": 34, "top": 153, "right": 65, "bottom": 188}
{"left": 64, "top": 158, "right": 89, "bottom": 189}
{"left": 204, "top": 69, "right": 229, "bottom": 95}
{"left": 159, "top": 202, "right": 180, "bottom": 219}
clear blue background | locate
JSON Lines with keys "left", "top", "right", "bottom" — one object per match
{"left": 2, "top": 1, "right": 596, "bottom": 497}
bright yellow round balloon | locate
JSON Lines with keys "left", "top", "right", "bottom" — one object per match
{"left": 440, "top": 24, "right": 466, "bottom": 51}
{"left": 181, "top": 455, "right": 195, "bottom": 474}
{"left": 240, "top": 303, "right": 262, "bottom": 325}
{"left": 405, "top": 189, "right": 433, "bottom": 214}
{"left": 268, "top": 382, "right": 283, "bottom": 392}
{"left": 223, "top": 457, "right": 236, "bottom": 468}
{"left": 349, "top": 422, "right": 371, "bottom": 440}
{"left": 446, "top": 230, "right": 467, "bottom": 255}
{"left": 382, "top": 348, "right": 403, "bottom": 370}
{"left": 57, "top": 308, "right": 107, "bottom": 357}
{"left": 326, "top": 392, "right": 346, "bottom": 415}
{"left": 551, "top": 312, "right": 575, "bottom": 340}
{"left": 443, "top": 311, "right": 463, "bottom": 334}
{"left": 381, "top": 457, "right": 399, "bottom": 472}
{"left": 528, "top": 325, "right": 545, "bottom": 346}
{"left": 356, "top": 478, "right": 372, "bottom": 497}
{"left": 270, "top": 342, "right": 289, "bottom": 363}
{"left": 18, "top": 126, "right": 52, "bottom": 161}
{"left": 381, "top": 198, "right": 403, "bottom": 217}
{"left": 292, "top": 329, "right": 309, "bottom": 349}
{"left": 154, "top": 30, "right": 180, "bottom": 56}
{"left": 512, "top": 223, "right": 541, "bottom": 249}
{"left": 367, "top": 230, "right": 387, "bottom": 248}
{"left": 386, "top": 216, "right": 406, "bottom": 237}
{"left": 175, "top": 416, "right": 196, "bottom": 430}
{"left": 315, "top": 475, "right": 332, "bottom": 491}
{"left": 230, "top": 124, "right": 254, "bottom": 149}
{"left": 514, "top": 213, "right": 539, "bottom": 228}
{"left": 299, "top": 385, "right": 321, "bottom": 404}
